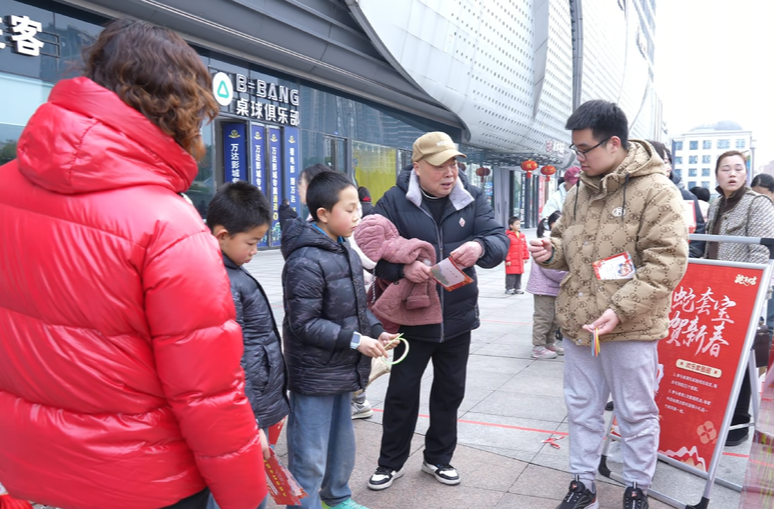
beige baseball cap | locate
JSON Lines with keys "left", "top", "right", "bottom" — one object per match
{"left": 412, "top": 132, "right": 467, "bottom": 166}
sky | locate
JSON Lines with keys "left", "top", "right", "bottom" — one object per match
{"left": 654, "top": 0, "right": 774, "bottom": 169}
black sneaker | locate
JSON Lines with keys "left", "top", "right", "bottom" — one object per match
{"left": 556, "top": 476, "right": 598, "bottom": 509}
{"left": 623, "top": 484, "right": 649, "bottom": 509}
{"left": 367, "top": 466, "right": 404, "bottom": 491}
{"left": 421, "top": 461, "right": 461, "bottom": 485}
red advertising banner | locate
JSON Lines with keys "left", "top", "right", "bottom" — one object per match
{"left": 656, "top": 262, "right": 765, "bottom": 472}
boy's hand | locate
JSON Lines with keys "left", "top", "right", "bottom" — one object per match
{"left": 357, "top": 336, "right": 388, "bottom": 358}
{"left": 258, "top": 427, "right": 271, "bottom": 461}
{"left": 582, "top": 309, "right": 620, "bottom": 336}
{"left": 528, "top": 238, "right": 553, "bottom": 263}
{"left": 379, "top": 332, "right": 401, "bottom": 350}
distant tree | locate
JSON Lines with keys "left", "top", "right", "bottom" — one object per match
{"left": 0, "top": 140, "right": 18, "bottom": 165}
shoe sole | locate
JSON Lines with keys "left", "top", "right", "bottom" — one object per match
{"left": 351, "top": 410, "right": 374, "bottom": 420}
{"left": 367, "top": 468, "right": 404, "bottom": 491}
{"left": 421, "top": 463, "right": 461, "bottom": 485}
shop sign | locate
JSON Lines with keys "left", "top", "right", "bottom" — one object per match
{"left": 213, "top": 71, "right": 300, "bottom": 127}
{"left": 267, "top": 126, "right": 283, "bottom": 247}
{"left": 283, "top": 127, "right": 300, "bottom": 213}
{"left": 656, "top": 262, "right": 764, "bottom": 472}
{"left": 0, "top": 15, "right": 45, "bottom": 56}
{"left": 222, "top": 122, "right": 247, "bottom": 183}
{"left": 250, "top": 124, "right": 268, "bottom": 248}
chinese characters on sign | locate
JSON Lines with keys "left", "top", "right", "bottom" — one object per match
{"left": 283, "top": 127, "right": 300, "bottom": 213}
{"left": 214, "top": 71, "right": 301, "bottom": 126}
{"left": 250, "top": 124, "right": 268, "bottom": 248}
{"left": 221, "top": 123, "right": 246, "bottom": 184}
{"left": 1, "top": 15, "right": 45, "bottom": 56}
{"left": 267, "top": 126, "right": 283, "bottom": 247}
{"left": 667, "top": 286, "right": 736, "bottom": 358}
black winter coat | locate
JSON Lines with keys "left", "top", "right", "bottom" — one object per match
{"left": 279, "top": 203, "right": 299, "bottom": 237}
{"left": 222, "top": 253, "right": 289, "bottom": 428}
{"left": 373, "top": 169, "right": 509, "bottom": 341}
{"left": 668, "top": 172, "right": 706, "bottom": 257}
{"left": 281, "top": 219, "right": 385, "bottom": 396}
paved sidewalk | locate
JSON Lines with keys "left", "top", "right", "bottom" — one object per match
{"left": 247, "top": 232, "right": 748, "bottom": 509}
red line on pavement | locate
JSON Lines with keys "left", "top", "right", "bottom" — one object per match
{"left": 723, "top": 452, "right": 749, "bottom": 458}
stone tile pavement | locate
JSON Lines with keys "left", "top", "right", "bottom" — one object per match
{"left": 247, "top": 230, "right": 749, "bottom": 509}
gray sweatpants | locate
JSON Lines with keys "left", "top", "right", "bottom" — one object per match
{"left": 564, "top": 338, "right": 660, "bottom": 489}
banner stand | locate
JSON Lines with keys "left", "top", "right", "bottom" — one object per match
{"left": 598, "top": 234, "right": 774, "bottom": 509}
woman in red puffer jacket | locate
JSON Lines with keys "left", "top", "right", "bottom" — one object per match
{"left": 0, "top": 20, "right": 265, "bottom": 509}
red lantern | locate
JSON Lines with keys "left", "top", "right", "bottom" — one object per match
{"left": 521, "top": 160, "right": 538, "bottom": 178}
{"left": 541, "top": 165, "right": 557, "bottom": 181}
{"left": 475, "top": 167, "right": 491, "bottom": 177}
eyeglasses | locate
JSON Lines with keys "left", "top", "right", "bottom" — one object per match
{"left": 569, "top": 137, "right": 611, "bottom": 159}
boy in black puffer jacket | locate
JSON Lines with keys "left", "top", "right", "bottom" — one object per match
{"left": 207, "top": 181, "right": 290, "bottom": 509}
{"left": 281, "top": 172, "right": 398, "bottom": 509}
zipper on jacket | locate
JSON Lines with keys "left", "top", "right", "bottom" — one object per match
{"left": 417, "top": 205, "right": 446, "bottom": 342}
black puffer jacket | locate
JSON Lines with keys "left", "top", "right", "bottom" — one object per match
{"left": 223, "top": 253, "right": 289, "bottom": 428}
{"left": 281, "top": 219, "right": 385, "bottom": 396}
{"left": 668, "top": 172, "right": 706, "bottom": 258}
{"left": 373, "top": 169, "right": 509, "bottom": 341}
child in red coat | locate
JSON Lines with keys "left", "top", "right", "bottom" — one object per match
{"left": 505, "top": 216, "right": 528, "bottom": 294}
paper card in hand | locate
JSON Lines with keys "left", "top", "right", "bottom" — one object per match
{"left": 431, "top": 257, "right": 474, "bottom": 291}
{"left": 264, "top": 448, "right": 308, "bottom": 505}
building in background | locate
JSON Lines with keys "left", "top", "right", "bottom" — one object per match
{"left": 0, "top": 0, "right": 663, "bottom": 240}
{"left": 670, "top": 121, "right": 753, "bottom": 193}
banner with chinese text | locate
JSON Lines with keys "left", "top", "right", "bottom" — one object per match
{"left": 222, "top": 123, "right": 246, "bottom": 183}
{"left": 283, "top": 127, "right": 300, "bottom": 215}
{"left": 267, "top": 126, "right": 283, "bottom": 247}
{"left": 657, "top": 261, "right": 765, "bottom": 472}
{"left": 250, "top": 124, "right": 268, "bottom": 248}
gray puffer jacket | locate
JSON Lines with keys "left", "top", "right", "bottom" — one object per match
{"left": 281, "top": 218, "right": 385, "bottom": 396}
{"left": 223, "top": 253, "right": 289, "bottom": 428}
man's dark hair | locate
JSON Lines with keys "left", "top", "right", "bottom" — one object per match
{"left": 301, "top": 163, "right": 332, "bottom": 184}
{"left": 282, "top": 198, "right": 290, "bottom": 205}
{"left": 206, "top": 181, "right": 271, "bottom": 234}
{"left": 752, "top": 173, "right": 774, "bottom": 193}
{"left": 508, "top": 216, "right": 520, "bottom": 226}
{"left": 690, "top": 186, "right": 711, "bottom": 202}
{"left": 566, "top": 100, "right": 629, "bottom": 150}
{"left": 307, "top": 171, "right": 356, "bottom": 222}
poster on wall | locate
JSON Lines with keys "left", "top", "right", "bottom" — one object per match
{"left": 250, "top": 124, "right": 268, "bottom": 248}
{"left": 222, "top": 122, "right": 246, "bottom": 183}
{"left": 283, "top": 126, "right": 300, "bottom": 215}
{"left": 656, "top": 261, "right": 765, "bottom": 472}
{"left": 267, "top": 126, "right": 283, "bottom": 247}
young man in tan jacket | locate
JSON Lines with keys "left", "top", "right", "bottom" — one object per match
{"left": 529, "top": 100, "right": 689, "bottom": 509}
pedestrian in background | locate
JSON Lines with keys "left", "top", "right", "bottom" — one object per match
{"left": 279, "top": 197, "right": 299, "bottom": 237}
{"left": 281, "top": 171, "right": 398, "bottom": 509}
{"left": 359, "top": 186, "right": 375, "bottom": 216}
{"left": 530, "top": 100, "right": 688, "bottom": 509}
{"left": 542, "top": 166, "right": 580, "bottom": 219}
{"left": 0, "top": 19, "right": 266, "bottom": 509}
{"left": 527, "top": 211, "right": 566, "bottom": 360}
{"left": 689, "top": 186, "right": 711, "bottom": 221}
{"left": 505, "top": 215, "right": 528, "bottom": 294}
{"left": 704, "top": 150, "right": 774, "bottom": 447}
{"left": 207, "top": 182, "right": 291, "bottom": 509}
{"left": 752, "top": 173, "right": 774, "bottom": 202}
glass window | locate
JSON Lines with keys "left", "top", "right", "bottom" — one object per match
{"left": 675, "top": 156, "right": 683, "bottom": 165}
{"left": 688, "top": 168, "right": 697, "bottom": 177}
{"left": 673, "top": 169, "right": 682, "bottom": 178}
{"left": 717, "top": 139, "right": 730, "bottom": 149}
{"left": 689, "top": 156, "right": 698, "bottom": 164}
{"left": 702, "top": 155, "right": 711, "bottom": 164}
{"left": 701, "top": 168, "right": 710, "bottom": 177}
{"left": 702, "top": 181, "right": 710, "bottom": 189}
{"left": 674, "top": 141, "right": 683, "bottom": 151}
{"left": 688, "top": 181, "right": 697, "bottom": 189}
{"left": 353, "top": 141, "right": 397, "bottom": 203}
{"left": 0, "top": 73, "right": 53, "bottom": 165}
{"left": 736, "top": 139, "right": 746, "bottom": 149}
{"left": 703, "top": 140, "right": 712, "bottom": 149}
{"left": 689, "top": 141, "right": 698, "bottom": 150}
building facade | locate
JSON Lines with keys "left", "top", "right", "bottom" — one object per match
{"left": 0, "top": 0, "right": 663, "bottom": 238}
{"left": 671, "top": 121, "right": 753, "bottom": 193}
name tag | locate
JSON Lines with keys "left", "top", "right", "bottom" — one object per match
{"left": 593, "top": 252, "right": 636, "bottom": 280}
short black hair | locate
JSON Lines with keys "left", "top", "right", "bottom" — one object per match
{"left": 690, "top": 186, "right": 710, "bottom": 202}
{"left": 752, "top": 173, "right": 774, "bottom": 193}
{"left": 508, "top": 215, "right": 520, "bottom": 226}
{"left": 307, "top": 171, "right": 356, "bottom": 221}
{"left": 206, "top": 181, "right": 271, "bottom": 234}
{"left": 300, "top": 163, "right": 332, "bottom": 184}
{"left": 566, "top": 100, "right": 629, "bottom": 150}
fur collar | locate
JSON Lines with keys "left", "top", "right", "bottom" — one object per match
{"left": 406, "top": 172, "right": 475, "bottom": 211}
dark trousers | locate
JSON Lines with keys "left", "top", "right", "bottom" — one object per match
{"left": 378, "top": 332, "right": 471, "bottom": 470}
{"left": 505, "top": 274, "right": 522, "bottom": 291}
{"left": 729, "top": 367, "right": 752, "bottom": 442}
{"left": 162, "top": 489, "right": 210, "bottom": 509}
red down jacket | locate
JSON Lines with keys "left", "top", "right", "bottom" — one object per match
{"left": 0, "top": 78, "right": 266, "bottom": 509}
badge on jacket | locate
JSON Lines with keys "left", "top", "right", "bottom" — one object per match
{"left": 459, "top": 218, "right": 466, "bottom": 227}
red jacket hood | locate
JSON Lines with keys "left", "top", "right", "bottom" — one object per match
{"left": 17, "top": 77, "right": 198, "bottom": 195}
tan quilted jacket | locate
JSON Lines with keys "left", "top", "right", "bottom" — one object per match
{"left": 544, "top": 140, "right": 689, "bottom": 345}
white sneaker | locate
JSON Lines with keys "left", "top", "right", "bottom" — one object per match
{"left": 351, "top": 400, "right": 373, "bottom": 420}
{"left": 421, "top": 461, "right": 461, "bottom": 485}
{"left": 367, "top": 466, "right": 404, "bottom": 490}
{"left": 546, "top": 343, "right": 564, "bottom": 355}
{"left": 532, "top": 346, "right": 558, "bottom": 360}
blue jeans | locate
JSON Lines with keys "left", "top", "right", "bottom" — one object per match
{"left": 286, "top": 392, "right": 355, "bottom": 509}
{"left": 206, "top": 427, "right": 268, "bottom": 509}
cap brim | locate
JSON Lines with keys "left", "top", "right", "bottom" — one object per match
{"left": 423, "top": 149, "right": 467, "bottom": 166}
